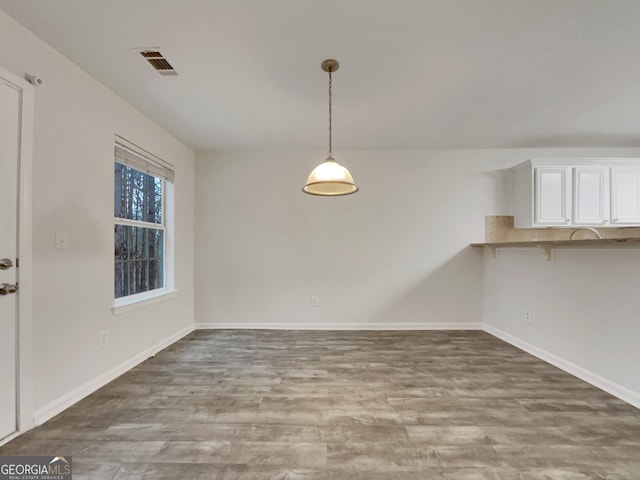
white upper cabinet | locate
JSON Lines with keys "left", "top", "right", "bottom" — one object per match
{"left": 611, "top": 167, "right": 640, "bottom": 224}
{"left": 512, "top": 159, "right": 640, "bottom": 228}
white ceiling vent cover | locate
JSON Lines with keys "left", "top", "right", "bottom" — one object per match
{"left": 140, "top": 50, "right": 178, "bottom": 76}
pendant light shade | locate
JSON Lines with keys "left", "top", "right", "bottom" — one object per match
{"left": 303, "top": 59, "right": 358, "bottom": 196}
{"left": 303, "top": 156, "right": 359, "bottom": 196}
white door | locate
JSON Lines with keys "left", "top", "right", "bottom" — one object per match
{"left": 534, "top": 167, "right": 571, "bottom": 225}
{"left": 0, "top": 74, "right": 21, "bottom": 440}
{"left": 611, "top": 166, "right": 640, "bottom": 225}
{"left": 573, "top": 167, "right": 609, "bottom": 225}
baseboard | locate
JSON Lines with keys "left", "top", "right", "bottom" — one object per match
{"left": 32, "top": 324, "right": 194, "bottom": 426}
{"left": 149, "top": 324, "right": 196, "bottom": 356}
{"left": 0, "top": 430, "right": 22, "bottom": 448}
{"left": 195, "top": 322, "right": 483, "bottom": 331}
{"left": 484, "top": 323, "right": 640, "bottom": 409}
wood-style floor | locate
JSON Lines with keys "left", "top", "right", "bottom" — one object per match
{"left": 2, "top": 330, "right": 639, "bottom": 479}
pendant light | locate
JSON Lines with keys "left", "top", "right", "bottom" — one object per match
{"left": 303, "top": 59, "right": 359, "bottom": 196}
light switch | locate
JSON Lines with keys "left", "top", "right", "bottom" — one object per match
{"left": 55, "top": 231, "right": 68, "bottom": 250}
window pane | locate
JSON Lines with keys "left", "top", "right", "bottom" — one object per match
{"left": 115, "top": 163, "right": 163, "bottom": 223}
{"left": 114, "top": 224, "right": 164, "bottom": 298}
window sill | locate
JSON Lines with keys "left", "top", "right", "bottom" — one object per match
{"left": 112, "top": 289, "right": 178, "bottom": 315}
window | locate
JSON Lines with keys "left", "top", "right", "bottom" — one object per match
{"left": 114, "top": 137, "right": 174, "bottom": 302}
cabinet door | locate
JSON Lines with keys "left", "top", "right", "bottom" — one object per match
{"left": 611, "top": 167, "right": 640, "bottom": 224}
{"left": 573, "top": 167, "right": 609, "bottom": 225}
{"left": 534, "top": 167, "right": 571, "bottom": 225}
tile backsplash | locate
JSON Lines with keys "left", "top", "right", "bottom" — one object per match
{"left": 485, "top": 216, "right": 640, "bottom": 243}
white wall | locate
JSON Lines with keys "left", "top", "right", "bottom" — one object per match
{"left": 195, "top": 149, "right": 510, "bottom": 329}
{"left": 0, "top": 9, "right": 195, "bottom": 423}
{"left": 484, "top": 247, "right": 640, "bottom": 407}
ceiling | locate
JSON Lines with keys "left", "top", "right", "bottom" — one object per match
{"left": 2, "top": 0, "right": 640, "bottom": 151}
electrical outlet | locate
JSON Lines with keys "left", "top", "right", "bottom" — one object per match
{"left": 99, "top": 330, "right": 109, "bottom": 346}
{"left": 524, "top": 311, "right": 532, "bottom": 322}
{"left": 311, "top": 296, "right": 319, "bottom": 308}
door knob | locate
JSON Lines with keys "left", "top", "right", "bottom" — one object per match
{"left": 0, "top": 258, "right": 13, "bottom": 270}
{"left": 0, "top": 283, "right": 18, "bottom": 295}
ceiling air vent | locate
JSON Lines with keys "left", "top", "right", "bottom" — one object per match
{"left": 139, "top": 50, "right": 178, "bottom": 76}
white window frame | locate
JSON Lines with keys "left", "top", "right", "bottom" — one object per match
{"left": 112, "top": 136, "right": 175, "bottom": 314}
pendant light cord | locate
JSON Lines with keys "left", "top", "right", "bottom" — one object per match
{"left": 328, "top": 69, "right": 333, "bottom": 157}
